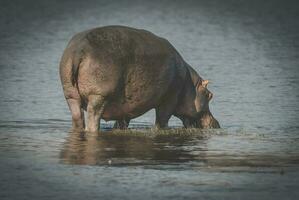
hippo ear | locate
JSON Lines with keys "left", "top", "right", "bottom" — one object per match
{"left": 202, "top": 80, "right": 209, "bottom": 88}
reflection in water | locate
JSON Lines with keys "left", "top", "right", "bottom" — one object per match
{"left": 60, "top": 128, "right": 209, "bottom": 166}
{"left": 60, "top": 126, "right": 299, "bottom": 169}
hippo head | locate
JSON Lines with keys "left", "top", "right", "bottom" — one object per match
{"left": 180, "top": 80, "right": 220, "bottom": 128}
{"left": 193, "top": 80, "right": 220, "bottom": 129}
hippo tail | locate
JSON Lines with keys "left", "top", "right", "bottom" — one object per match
{"left": 71, "top": 55, "right": 81, "bottom": 86}
{"left": 59, "top": 48, "right": 83, "bottom": 91}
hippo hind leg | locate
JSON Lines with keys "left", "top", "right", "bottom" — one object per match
{"left": 113, "top": 119, "right": 130, "bottom": 129}
{"left": 86, "top": 94, "right": 107, "bottom": 133}
{"left": 67, "top": 98, "right": 85, "bottom": 132}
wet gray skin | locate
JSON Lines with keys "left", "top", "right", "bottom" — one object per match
{"left": 60, "top": 26, "right": 220, "bottom": 133}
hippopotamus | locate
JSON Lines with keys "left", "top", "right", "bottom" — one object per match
{"left": 60, "top": 25, "right": 220, "bottom": 132}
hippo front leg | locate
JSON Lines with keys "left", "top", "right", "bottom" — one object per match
{"left": 86, "top": 95, "right": 107, "bottom": 133}
{"left": 155, "top": 92, "right": 179, "bottom": 129}
{"left": 155, "top": 107, "right": 173, "bottom": 129}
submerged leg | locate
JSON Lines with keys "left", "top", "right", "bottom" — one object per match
{"left": 86, "top": 94, "right": 106, "bottom": 133}
{"left": 113, "top": 119, "right": 130, "bottom": 129}
{"left": 66, "top": 98, "right": 85, "bottom": 132}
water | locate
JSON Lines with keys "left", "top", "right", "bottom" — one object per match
{"left": 0, "top": 0, "right": 299, "bottom": 199}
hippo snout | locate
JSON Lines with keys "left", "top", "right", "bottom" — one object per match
{"left": 199, "top": 111, "right": 221, "bottom": 129}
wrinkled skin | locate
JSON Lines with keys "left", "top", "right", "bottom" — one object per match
{"left": 60, "top": 25, "right": 220, "bottom": 133}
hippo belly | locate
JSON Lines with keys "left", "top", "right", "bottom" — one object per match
{"left": 101, "top": 66, "right": 174, "bottom": 120}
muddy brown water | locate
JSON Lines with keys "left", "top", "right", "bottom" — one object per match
{"left": 0, "top": 0, "right": 299, "bottom": 199}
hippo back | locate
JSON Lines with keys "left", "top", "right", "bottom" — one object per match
{"left": 73, "top": 26, "right": 188, "bottom": 120}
